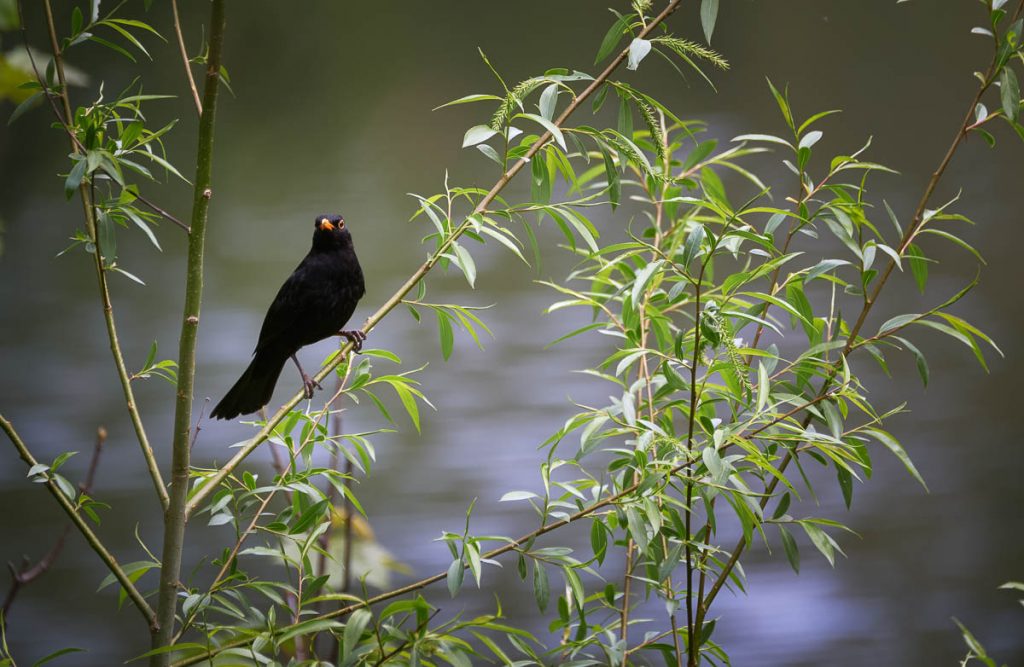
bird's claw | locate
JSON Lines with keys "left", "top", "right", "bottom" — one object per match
{"left": 301, "top": 374, "right": 323, "bottom": 399}
{"left": 339, "top": 329, "right": 367, "bottom": 353}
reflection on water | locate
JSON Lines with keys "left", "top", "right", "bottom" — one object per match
{"left": 2, "top": 1, "right": 1023, "bottom": 665}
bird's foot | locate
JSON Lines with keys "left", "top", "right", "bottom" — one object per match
{"left": 301, "top": 374, "right": 323, "bottom": 399}
{"left": 339, "top": 329, "right": 367, "bottom": 353}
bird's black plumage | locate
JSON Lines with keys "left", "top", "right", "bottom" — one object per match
{"left": 211, "top": 215, "right": 366, "bottom": 420}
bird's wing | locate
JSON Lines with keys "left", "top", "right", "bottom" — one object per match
{"left": 252, "top": 260, "right": 317, "bottom": 354}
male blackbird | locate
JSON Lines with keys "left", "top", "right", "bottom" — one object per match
{"left": 211, "top": 214, "right": 366, "bottom": 420}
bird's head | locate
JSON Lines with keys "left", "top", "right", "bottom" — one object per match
{"left": 312, "top": 214, "right": 353, "bottom": 251}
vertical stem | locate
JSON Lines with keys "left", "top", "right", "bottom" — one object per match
{"left": 37, "top": 0, "right": 169, "bottom": 509}
{"left": 171, "top": 0, "right": 203, "bottom": 116}
{"left": 152, "top": 1, "right": 227, "bottom": 661}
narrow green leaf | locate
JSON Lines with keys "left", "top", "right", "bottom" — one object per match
{"left": 700, "top": 0, "right": 719, "bottom": 44}
{"left": 518, "top": 112, "right": 566, "bottom": 150}
{"left": 7, "top": 90, "right": 43, "bottom": 126}
{"left": 595, "top": 12, "right": 635, "bottom": 64}
{"left": 532, "top": 561, "right": 550, "bottom": 611}
{"left": 905, "top": 243, "right": 928, "bottom": 293}
{"left": 64, "top": 159, "right": 88, "bottom": 199}
{"left": 1000, "top": 66, "right": 1020, "bottom": 123}
{"left": 779, "top": 525, "right": 799, "bottom": 573}
{"left": 866, "top": 428, "right": 927, "bottom": 491}
{"left": 435, "top": 310, "right": 454, "bottom": 361}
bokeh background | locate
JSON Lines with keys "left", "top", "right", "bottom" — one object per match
{"left": 1, "top": 2, "right": 1022, "bottom": 665}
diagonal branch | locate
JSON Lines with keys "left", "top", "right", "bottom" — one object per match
{"left": 184, "top": 0, "right": 687, "bottom": 519}
{"left": 2, "top": 426, "right": 106, "bottom": 617}
{"left": 0, "top": 415, "right": 156, "bottom": 628}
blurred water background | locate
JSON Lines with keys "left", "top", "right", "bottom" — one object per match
{"left": 1, "top": 2, "right": 1022, "bottom": 665}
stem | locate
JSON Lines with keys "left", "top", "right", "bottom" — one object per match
{"left": 1, "top": 416, "right": 156, "bottom": 627}
{"left": 152, "top": 1, "right": 227, "bottom": 661}
{"left": 36, "top": 0, "right": 170, "bottom": 510}
{"left": 184, "top": 0, "right": 687, "bottom": 518}
{"left": 171, "top": 0, "right": 202, "bottom": 116}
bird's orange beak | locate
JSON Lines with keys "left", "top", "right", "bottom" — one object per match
{"left": 318, "top": 218, "right": 335, "bottom": 231}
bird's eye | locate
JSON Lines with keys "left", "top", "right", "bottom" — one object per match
{"left": 337, "top": 219, "right": 345, "bottom": 229}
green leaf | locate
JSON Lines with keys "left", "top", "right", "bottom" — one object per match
{"left": 434, "top": 94, "right": 504, "bottom": 110}
{"left": 905, "top": 243, "right": 928, "bottom": 293}
{"left": 33, "top": 647, "right": 84, "bottom": 666}
{"left": 518, "top": 112, "right": 566, "bottom": 150}
{"left": 766, "top": 78, "right": 795, "bottom": 133}
{"left": 447, "top": 557, "right": 465, "bottom": 597}
{"left": 618, "top": 94, "right": 634, "bottom": 139}
{"left": 531, "top": 151, "right": 552, "bottom": 204}
{"left": 866, "top": 428, "right": 927, "bottom": 491}
{"left": 893, "top": 336, "right": 929, "bottom": 387}
{"left": 805, "top": 258, "right": 850, "bottom": 283}
{"left": 532, "top": 561, "right": 549, "bottom": 611}
{"left": 463, "top": 125, "right": 497, "bottom": 147}
{"left": 8, "top": 90, "right": 43, "bottom": 126}
{"left": 436, "top": 310, "right": 454, "bottom": 361}
{"left": 64, "top": 159, "right": 88, "bottom": 199}
{"left": 779, "top": 525, "right": 799, "bottom": 573}
{"left": 1000, "top": 65, "right": 1020, "bottom": 123}
{"left": 538, "top": 83, "right": 559, "bottom": 120}
{"left": 595, "top": 12, "right": 635, "bottom": 64}
{"left": 679, "top": 223, "right": 706, "bottom": 267}
{"left": 800, "top": 522, "right": 836, "bottom": 567}
{"left": 700, "top": 0, "right": 719, "bottom": 44}
{"left": 451, "top": 241, "right": 477, "bottom": 287}
{"left": 342, "top": 609, "right": 372, "bottom": 660}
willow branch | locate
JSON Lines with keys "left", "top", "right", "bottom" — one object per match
{"left": 34, "top": 0, "right": 170, "bottom": 511}
{"left": 183, "top": 0, "right": 687, "bottom": 518}
{"left": 171, "top": 0, "right": 202, "bottom": 116}
{"left": 152, "top": 0, "right": 227, "bottom": 661}
{"left": 1, "top": 416, "right": 156, "bottom": 627}
{"left": 696, "top": 19, "right": 1015, "bottom": 625}
{"left": 2, "top": 426, "right": 106, "bottom": 616}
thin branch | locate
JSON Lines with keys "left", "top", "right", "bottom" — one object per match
{"left": 171, "top": 0, "right": 202, "bottom": 116}
{"left": 185, "top": 0, "right": 688, "bottom": 520}
{"left": 2, "top": 426, "right": 106, "bottom": 617}
{"left": 1, "top": 416, "right": 156, "bottom": 627}
{"left": 31, "top": 0, "right": 170, "bottom": 511}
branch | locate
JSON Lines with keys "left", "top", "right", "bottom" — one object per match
{"left": 171, "top": 0, "right": 202, "bottom": 116}
{"left": 30, "top": 0, "right": 171, "bottom": 511}
{"left": 184, "top": 0, "right": 687, "bottom": 519}
{"left": 2, "top": 426, "right": 106, "bottom": 617}
{"left": 694, "top": 10, "right": 1019, "bottom": 632}
{"left": 0, "top": 416, "right": 156, "bottom": 628}
{"left": 152, "top": 0, "right": 228, "bottom": 662}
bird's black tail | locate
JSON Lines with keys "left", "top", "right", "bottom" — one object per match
{"left": 211, "top": 349, "right": 288, "bottom": 420}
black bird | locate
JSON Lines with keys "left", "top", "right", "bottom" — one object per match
{"left": 211, "top": 214, "right": 366, "bottom": 420}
